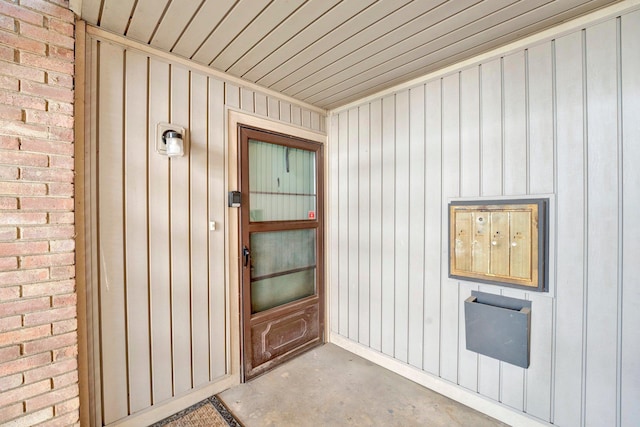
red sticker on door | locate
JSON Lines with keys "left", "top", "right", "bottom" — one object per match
{"left": 308, "top": 211, "right": 316, "bottom": 219}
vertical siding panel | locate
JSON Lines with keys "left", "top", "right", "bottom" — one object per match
{"left": 423, "top": 80, "right": 442, "bottom": 375}
{"left": 123, "top": 49, "right": 151, "bottom": 414}
{"left": 292, "top": 105, "right": 302, "bottom": 126}
{"left": 369, "top": 100, "right": 383, "bottom": 352}
{"left": 209, "top": 77, "right": 226, "bottom": 379}
{"left": 280, "top": 101, "right": 292, "bottom": 123}
{"left": 584, "top": 20, "right": 619, "bottom": 427}
{"left": 254, "top": 92, "right": 268, "bottom": 116}
{"left": 329, "top": 114, "right": 340, "bottom": 333}
{"left": 225, "top": 83, "right": 239, "bottom": 108}
{"left": 348, "top": 108, "right": 359, "bottom": 340}
{"left": 408, "top": 85, "right": 425, "bottom": 369}
{"left": 148, "top": 58, "right": 172, "bottom": 403}
{"left": 458, "top": 67, "right": 480, "bottom": 392}
{"left": 500, "top": 288, "right": 526, "bottom": 411}
{"left": 394, "top": 90, "right": 410, "bottom": 363}
{"left": 311, "top": 111, "right": 321, "bottom": 132}
{"left": 302, "top": 109, "right": 312, "bottom": 129}
{"left": 190, "top": 72, "right": 209, "bottom": 387}
{"left": 478, "top": 58, "right": 502, "bottom": 400}
{"left": 554, "top": 30, "right": 586, "bottom": 427}
{"left": 98, "top": 42, "right": 129, "bottom": 423}
{"left": 503, "top": 52, "right": 527, "bottom": 196}
{"left": 528, "top": 43, "right": 554, "bottom": 195}
{"left": 267, "top": 97, "right": 280, "bottom": 121}
{"left": 526, "top": 293, "right": 553, "bottom": 421}
{"left": 621, "top": 10, "right": 640, "bottom": 427}
{"left": 358, "top": 105, "right": 371, "bottom": 346}
{"left": 381, "top": 95, "right": 396, "bottom": 357}
{"left": 338, "top": 111, "right": 349, "bottom": 337}
{"left": 169, "top": 66, "right": 192, "bottom": 395}
{"left": 440, "top": 74, "right": 460, "bottom": 383}
{"left": 240, "top": 88, "right": 254, "bottom": 113}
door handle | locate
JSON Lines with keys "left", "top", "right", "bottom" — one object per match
{"left": 243, "top": 246, "right": 250, "bottom": 267}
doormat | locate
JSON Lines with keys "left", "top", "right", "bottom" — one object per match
{"left": 150, "top": 396, "right": 242, "bottom": 427}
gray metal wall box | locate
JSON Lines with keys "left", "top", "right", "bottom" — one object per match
{"left": 464, "top": 290, "right": 531, "bottom": 368}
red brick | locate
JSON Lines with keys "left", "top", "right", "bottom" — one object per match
{"left": 5, "top": 407, "right": 54, "bottom": 426}
{"left": 23, "top": 357, "right": 76, "bottom": 384}
{"left": 48, "top": 126, "right": 73, "bottom": 142}
{"left": 0, "top": 402, "right": 24, "bottom": 424}
{"left": 0, "top": 119, "right": 48, "bottom": 138}
{"left": 54, "top": 396, "right": 79, "bottom": 416}
{"left": 23, "top": 305, "right": 77, "bottom": 326}
{"left": 52, "top": 293, "right": 74, "bottom": 307}
{"left": 22, "top": 332, "right": 75, "bottom": 355}
{"left": 0, "top": 267, "right": 49, "bottom": 284}
{"left": 0, "top": 2, "right": 43, "bottom": 26}
{"left": 19, "top": 51, "right": 73, "bottom": 74}
{"left": 0, "top": 240, "right": 48, "bottom": 256}
{"left": 0, "top": 315, "right": 22, "bottom": 332}
{"left": 0, "top": 285, "right": 20, "bottom": 301}
{"left": 0, "top": 296, "right": 50, "bottom": 317}
{"left": 0, "top": 88, "right": 48, "bottom": 110}
{"left": 26, "top": 383, "right": 78, "bottom": 412}
{"left": 52, "top": 318, "right": 75, "bottom": 335}
{"left": 20, "top": 80, "right": 72, "bottom": 102}
{"left": 0, "top": 324, "right": 50, "bottom": 347}
{"left": 2, "top": 352, "right": 50, "bottom": 376}
{"left": 48, "top": 18, "right": 73, "bottom": 38}
{"left": 46, "top": 70, "right": 73, "bottom": 88}
{"left": 36, "top": 408, "right": 77, "bottom": 427}
{"left": 0, "top": 256, "right": 18, "bottom": 270}
{"left": 47, "top": 101, "right": 72, "bottom": 115}
{"left": 0, "top": 378, "right": 51, "bottom": 408}
{"left": 49, "top": 239, "right": 73, "bottom": 252}
{"left": 0, "top": 15, "right": 15, "bottom": 32}
{"left": 21, "top": 279, "right": 74, "bottom": 297}
{"left": 48, "top": 155, "right": 73, "bottom": 170}
{"left": 0, "top": 226, "right": 18, "bottom": 240}
{"left": 0, "top": 345, "right": 21, "bottom": 363}
{"left": 21, "top": 225, "right": 74, "bottom": 240}
{"left": 19, "top": 21, "right": 74, "bottom": 50}
{"left": 0, "top": 182, "right": 47, "bottom": 195}
{"left": 49, "top": 45, "right": 73, "bottom": 61}
{"left": 0, "top": 165, "right": 19, "bottom": 179}
{"left": 25, "top": 109, "right": 73, "bottom": 128}
{"left": 49, "top": 265, "right": 73, "bottom": 280}
{"left": 20, "top": 0, "right": 75, "bottom": 21}
{"left": 47, "top": 212, "right": 73, "bottom": 224}
{"left": 0, "top": 135, "right": 20, "bottom": 150}
{"left": 52, "top": 343, "right": 76, "bottom": 361}
{"left": 20, "top": 197, "right": 74, "bottom": 210}
{"left": 0, "top": 27, "right": 47, "bottom": 55}
{"left": 0, "top": 196, "right": 17, "bottom": 209}
{"left": 1, "top": 150, "right": 49, "bottom": 167}
{"left": 0, "top": 372, "right": 24, "bottom": 391}
{"left": 52, "top": 371, "right": 77, "bottom": 389}
{"left": 47, "top": 182, "right": 72, "bottom": 196}
{"left": 0, "top": 59, "right": 46, "bottom": 82}
{"left": 0, "top": 103, "right": 22, "bottom": 120}
{"left": 21, "top": 167, "right": 74, "bottom": 183}
{"left": 0, "top": 212, "right": 47, "bottom": 225}
{"left": 20, "top": 138, "right": 73, "bottom": 156}
{"left": 21, "top": 252, "right": 73, "bottom": 268}
{"left": 0, "top": 43, "right": 14, "bottom": 61}
{"left": 0, "top": 74, "right": 19, "bottom": 91}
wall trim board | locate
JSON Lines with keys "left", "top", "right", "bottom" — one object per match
{"left": 329, "top": 0, "right": 640, "bottom": 114}
{"left": 83, "top": 24, "right": 327, "bottom": 116}
{"left": 330, "top": 333, "right": 549, "bottom": 427}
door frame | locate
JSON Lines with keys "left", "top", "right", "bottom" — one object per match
{"left": 226, "top": 110, "right": 328, "bottom": 381}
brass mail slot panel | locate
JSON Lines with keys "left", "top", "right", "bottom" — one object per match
{"left": 449, "top": 199, "right": 547, "bottom": 291}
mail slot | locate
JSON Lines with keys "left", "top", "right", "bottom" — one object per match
{"left": 464, "top": 290, "right": 531, "bottom": 368}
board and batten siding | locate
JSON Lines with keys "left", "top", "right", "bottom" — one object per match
{"left": 84, "top": 35, "right": 325, "bottom": 425}
{"left": 328, "top": 11, "right": 639, "bottom": 427}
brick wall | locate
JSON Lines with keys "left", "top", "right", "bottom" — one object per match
{"left": 0, "top": 0, "right": 78, "bottom": 425}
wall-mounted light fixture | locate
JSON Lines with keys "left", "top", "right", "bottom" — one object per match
{"left": 156, "top": 123, "right": 186, "bottom": 158}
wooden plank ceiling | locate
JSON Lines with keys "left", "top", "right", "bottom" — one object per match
{"left": 79, "top": 0, "right": 618, "bottom": 110}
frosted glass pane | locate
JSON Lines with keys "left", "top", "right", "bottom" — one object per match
{"left": 251, "top": 270, "right": 315, "bottom": 313}
{"left": 249, "top": 139, "right": 317, "bottom": 221}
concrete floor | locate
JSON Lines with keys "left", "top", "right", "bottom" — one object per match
{"left": 218, "top": 344, "right": 507, "bottom": 427}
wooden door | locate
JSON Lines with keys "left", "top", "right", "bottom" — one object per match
{"left": 239, "top": 125, "right": 324, "bottom": 381}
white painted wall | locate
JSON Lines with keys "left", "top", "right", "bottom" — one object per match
{"left": 328, "top": 9, "right": 640, "bottom": 427}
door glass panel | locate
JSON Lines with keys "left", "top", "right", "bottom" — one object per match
{"left": 249, "top": 139, "right": 316, "bottom": 222}
{"left": 250, "top": 229, "right": 316, "bottom": 313}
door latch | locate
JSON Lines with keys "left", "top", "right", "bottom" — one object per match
{"left": 243, "top": 246, "right": 250, "bottom": 267}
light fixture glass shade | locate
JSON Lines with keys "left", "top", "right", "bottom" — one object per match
{"left": 163, "top": 130, "right": 184, "bottom": 157}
